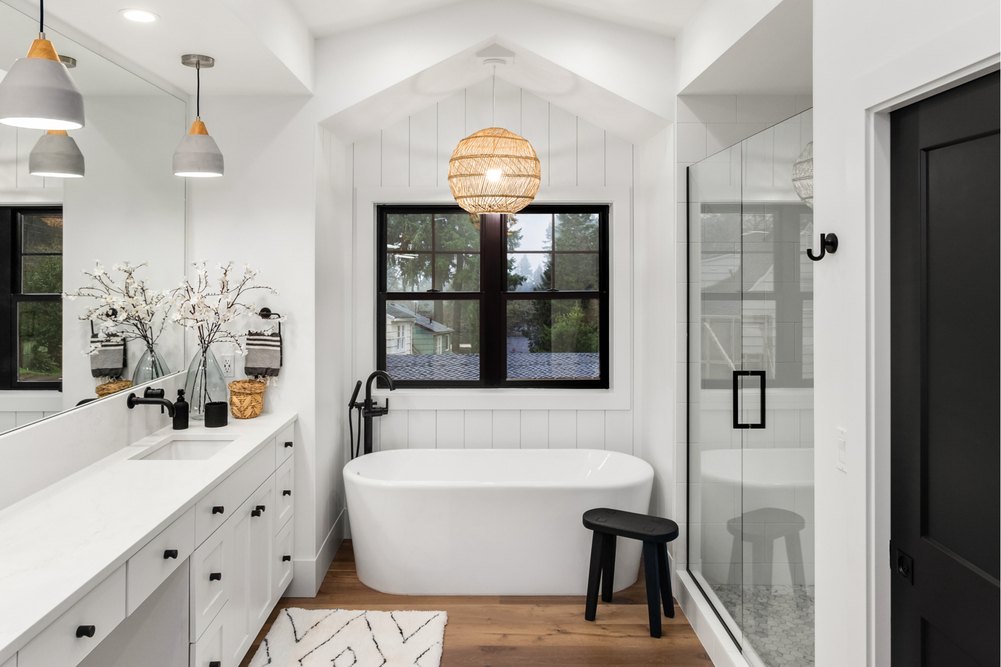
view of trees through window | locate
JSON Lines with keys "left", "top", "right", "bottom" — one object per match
{"left": 379, "top": 205, "right": 607, "bottom": 388}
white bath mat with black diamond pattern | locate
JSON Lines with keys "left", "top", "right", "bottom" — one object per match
{"left": 248, "top": 608, "right": 447, "bottom": 667}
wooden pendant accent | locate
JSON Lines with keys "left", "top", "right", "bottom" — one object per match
{"left": 189, "top": 120, "right": 209, "bottom": 136}
{"left": 46, "top": 130, "right": 69, "bottom": 136}
{"left": 27, "top": 39, "right": 61, "bottom": 62}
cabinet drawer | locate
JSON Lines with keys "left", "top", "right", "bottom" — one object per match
{"left": 275, "top": 456, "right": 294, "bottom": 530}
{"left": 195, "top": 440, "right": 275, "bottom": 545}
{"left": 274, "top": 518, "right": 294, "bottom": 599}
{"left": 276, "top": 423, "right": 295, "bottom": 467}
{"left": 247, "top": 475, "right": 275, "bottom": 632}
{"left": 190, "top": 521, "right": 230, "bottom": 642}
{"left": 127, "top": 507, "right": 195, "bottom": 615}
{"left": 18, "top": 564, "right": 126, "bottom": 667}
{"left": 190, "top": 600, "right": 227, "bottom": 667}
{"left": 0, "top": 653, "right": 14, "bottom": 667}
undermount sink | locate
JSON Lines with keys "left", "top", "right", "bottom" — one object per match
{"left": 134, "top": 437, "right": 236, "bottom": 461}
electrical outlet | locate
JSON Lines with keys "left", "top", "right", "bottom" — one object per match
{"left": 221, "top": 354, "right": 234, "bottom": 378}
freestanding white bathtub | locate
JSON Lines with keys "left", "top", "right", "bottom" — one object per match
{"left": 343, "top": 449, "right": 655, "bottom": 595}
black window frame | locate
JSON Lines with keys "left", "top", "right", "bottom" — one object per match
{"left": 377, "top": 204, "right": 610, "bottom": 389}
{"left": 0, "top": 206, "right": 63, "bottom": 391}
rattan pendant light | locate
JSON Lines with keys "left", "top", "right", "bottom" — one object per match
{"left": 792, "top": 141, "right": 813, "bottom": 209}
{"left": 448, "top": 65, "right": 540, "bottom": 214}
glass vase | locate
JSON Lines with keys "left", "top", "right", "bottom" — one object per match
{"left": 184, "top": 345, "right": 228, "bottom": 421}
{"left": 132, "top": 344, "right": 171, "bottom": 386}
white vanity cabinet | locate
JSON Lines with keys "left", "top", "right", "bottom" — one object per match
{"left": 190, "top": 432, "right": 295, "bottom": 667}
{"left": 0, "top": 415, "right": 297, "bottom": 667}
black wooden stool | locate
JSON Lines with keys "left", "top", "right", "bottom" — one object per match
{"left": 582, "top": 508, "right": 680, "bottom": 638}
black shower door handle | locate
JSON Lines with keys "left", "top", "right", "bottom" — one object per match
{"left": 733, "top": 370, "right": 766, "bottom": 429}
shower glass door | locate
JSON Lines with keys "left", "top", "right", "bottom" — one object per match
{"left": 688, "top": 110, "right": 814, "bottom": 667}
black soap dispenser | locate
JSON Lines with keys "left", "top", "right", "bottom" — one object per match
{"left": 173, "top": 389, "right": 189, "bottom": 430}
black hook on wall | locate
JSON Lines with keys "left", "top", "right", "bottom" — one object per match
{"left": 807, "top": 232, "right": 839, "bottom": 261}
{"left": 259, "top": 307, "right": 282, "bottom": 335}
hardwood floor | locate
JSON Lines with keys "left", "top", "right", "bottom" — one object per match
{"left": 240, "top": 540, "right": 712, "bottom": 666}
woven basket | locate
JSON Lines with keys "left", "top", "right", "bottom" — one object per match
{"left": 229, "top": 380, "right": 266, "bottom": 419}
{"left": 96, "top": 379, "right": 132, "bottom": 398}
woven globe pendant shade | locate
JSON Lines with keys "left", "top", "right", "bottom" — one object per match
{"left": 792, "top": 141, "right": 813, "bottom": 209}
{"left": 448, "top": 127, "right": 541, "bottom": 214}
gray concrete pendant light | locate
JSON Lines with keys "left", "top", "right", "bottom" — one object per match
{"left": 173, "top": 55, "right": 224, "bottom": 178}
{"left": 29, "top": 130, "right": 84, "bottom": 178}
{"left": 0, "top": 0, "right": 85, "bottom": 130}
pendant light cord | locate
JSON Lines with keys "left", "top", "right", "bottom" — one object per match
{"left": 39, "top": 0, "right": 44, "bottom": 36}
{"left": 491, "top": 65, "right": 496, "bottom": 127}
{"left": 196, "top": 60, "right": 201, "bottom": 118}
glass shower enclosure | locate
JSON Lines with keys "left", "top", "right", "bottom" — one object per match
{"left": 687, "top": 109, "right": 814, "bottom": 667}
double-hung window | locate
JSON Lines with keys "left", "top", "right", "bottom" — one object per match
{"left": 377, "top": 204, "right": 609, "bottom": 388}
{"left": 0, "top": 207, "right": 63, "bottom": 390}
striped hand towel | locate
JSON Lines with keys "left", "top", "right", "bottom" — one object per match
{"left": 245, "top": 331, "right": 282, "bottom": 378}
{"left": 90, "top": 333, "right": 126, "bottom": 379}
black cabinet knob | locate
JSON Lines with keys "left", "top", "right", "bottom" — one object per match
{"left": 212, "top": 506, "right": 224, "bottom": 515}
{"left": 284, "top": 441, "right": 293, "bottom": 448}
{"left": 283, "top": 490, "right": 291, "bottom": 497}
{"left": 209, "top": 572, "right": 222, "bottom": 581}
{"left": 251, "top": 509, "right": 262, "bottom": 517}
{"left": 163, "top": 549, "right": 178, "bottom": 560}
{"left": 76, "top": 625, "right": 96, "bottom": 638}
{"left": 282, "top": 555, "right": 291, "bottom": 562}
{"left": 256, "top": 505, "right": 266, "bottom": 512}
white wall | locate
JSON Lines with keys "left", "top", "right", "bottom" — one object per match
{"left": 0, "top": 124, "right": 63, "bottom": 203}
{"left": 812, "top": 1, "right": 999, "bottom": 665}
{"left": 183, "top": 95, "right": 334, "bottom": 597}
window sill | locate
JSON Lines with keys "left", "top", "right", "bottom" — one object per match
{"left": 371, "top": 386, "right": 629, "bottom": 411}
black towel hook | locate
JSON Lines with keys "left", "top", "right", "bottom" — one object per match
{"left": 807, "top": 232, "right": 838, "bottom": 261}
{"left": 258, "top": 307, "right": 282, "bottom": 335}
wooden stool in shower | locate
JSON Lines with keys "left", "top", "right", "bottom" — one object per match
{"left": 582, "top": 508, "right": 680, "bottom": 638}
{"left": 726, "top": 507, "right": 806, "bottom": 586}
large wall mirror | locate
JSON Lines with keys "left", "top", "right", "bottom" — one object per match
{"left": 0, "top": 2, "right": 186, "bottom": 431}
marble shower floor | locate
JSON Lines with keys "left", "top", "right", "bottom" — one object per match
{"left": 710, "top": 584, "right": 815, "bottom": 667}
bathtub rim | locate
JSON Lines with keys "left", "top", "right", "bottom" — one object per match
{"left": 342, "top": 448, "right": 654, "bottom": 490}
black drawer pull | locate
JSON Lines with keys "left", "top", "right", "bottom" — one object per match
{"left": 209, "top": 662, "right": 221, "bottom": 667}
{"left": 284, "top": 441, "right": 293, "bottom": 448}
{"left": 282, "top": 555, "right": 291, "bottom": 562}
{"left": 76, "top": 625, "right": 96, "bottom": 638}
{"left": 212, "top": 506, "right": 224, "bottom": 515}
{"left": 251, "top": 509, "right": 262, "bottom": 517}
{"left": 209, "top": 572, "right": 222, "bottom": 581}
{"left": 256, "top": 505, "right": 266, "bottom": 512}
{"left": 163, "top": 549, "right": 178, "bottom": 560}
{"left": 283, "top": 490, "right": 291, "bottom": 497}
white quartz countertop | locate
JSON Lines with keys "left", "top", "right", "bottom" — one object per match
{"left": 0, "top": 411, "right": 297, "bottom": 663}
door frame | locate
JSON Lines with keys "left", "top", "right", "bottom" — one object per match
{"left": 860, "top": 42, "right": 999, "bottom": 667}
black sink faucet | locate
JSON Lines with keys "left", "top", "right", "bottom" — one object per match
{"left": 362, "top": 371, "right": 395, "bottom": 455}
{"left": 127, "top": 386, "right": 176, "bottom": 418}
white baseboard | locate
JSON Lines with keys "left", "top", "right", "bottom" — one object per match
{"left": 676, "top": 570, "right": 750, "bottom": 667}
{"left": 284, "top": 510, "right": 346, "bottom": 598}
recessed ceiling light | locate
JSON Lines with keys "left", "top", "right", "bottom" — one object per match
{"left": 120, "top": 9, "right": 159, "bottom": 23}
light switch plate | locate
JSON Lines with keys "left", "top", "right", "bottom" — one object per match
{"left": 837, "top": 427, "right": 847, "bottom": 473}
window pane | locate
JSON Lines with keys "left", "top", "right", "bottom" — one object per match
{"left": 434, "top": 213, "right": 480, "bottom": 251}
{"left": 435, "top": 254, "right": 480, "bottom": 291}
{"left": 21, "top": 213, "right": 62, "bottom": 252}
{"left": 506, "top": 213, "right": 551, "bottom": 251}
{"left": 18, "top": 302, "right": 62, "bottom": 382}
{"left": 554, "top": 212, "right": 598, "bottom": 251}
{"left": 387, "top": 253, "right": 432, "bottom": 291}
{"left": 22, "top": 255, "right": 62, "bottom": 293}
{"left": 508, "top": 253, "right": 547, "bottom": 291}
{"left": 385, "top": 300, "right": 480, "bottom": 381}
{"left": 506, "top": 298, "right": 600, "bottom": 379}
{"left": 386, "top": 213, "right": 432, "bottom": 252}
{"left": 554, "top": 253, "right": 599, "bottom": 291}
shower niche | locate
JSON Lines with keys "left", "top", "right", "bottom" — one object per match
{"left": 687, "top": 109, "right": 815, "bottom": 667}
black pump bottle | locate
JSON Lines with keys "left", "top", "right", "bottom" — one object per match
{"left": 173, "top": 389, "right": 189, "bottom": 430}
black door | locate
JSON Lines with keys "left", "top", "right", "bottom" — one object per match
{"left": 890, "top": 71, "right": 1000, "bottom": 667}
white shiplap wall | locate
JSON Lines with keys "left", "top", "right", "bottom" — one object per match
{"left": 350, "top": 76, "right": 636, "bottom": 454}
